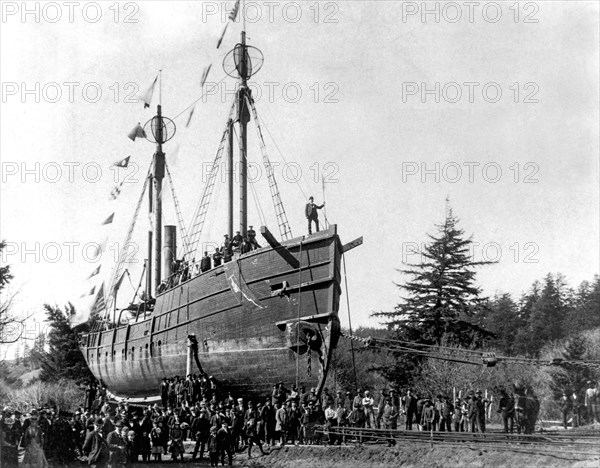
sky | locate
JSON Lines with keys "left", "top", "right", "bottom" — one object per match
{"left": 1, "top": 1, "right": 599, "bottom": 356}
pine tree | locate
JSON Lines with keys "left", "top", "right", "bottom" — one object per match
{"left": 373, "top": 205, "right": 495, "bottom": 386}
{"left": 569, "top": 276, "right": 600, "bottom": 332}
{"left": 484, "top": 293, "right": 521, "bottom": 356}
{"left": 550, "top": 334, "right": 596, "bottom": 399}
{"left": 527, "top": 274, "right": 566, "bottom": 356}
{"left": 376, "top": 205, "right": 494, "bottom": 346}
{"left": 513, "top": 281, "right": 541, "bottom": 355}
{"left": 40, "top": 303, "right": 94, "bottom": 383}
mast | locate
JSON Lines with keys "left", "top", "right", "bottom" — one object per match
{"left": 228, "top": 118, "right": 234, "bottom": 239}
{"left": 153, "top": 103, "right": 165, "bottom": 294}
{"left": 237, "top": 30, "right": 250, "bottom": 238}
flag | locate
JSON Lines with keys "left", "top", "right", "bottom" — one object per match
{"left": 128, "top": 122, "right": 147, "bottom": 141}
{"left": 216, "top": 22, "right": 229, "bottom": 49}
{"left": 201, "top": 64, "right": 212, "bottom": 88}
{"left": 92, "top": 237, "right": 108, "bottom": 258}
{"left": 113, "top": 155, "right": 130, "bottom": 168}
{"left": 140, "top": 75, "right": 158, "bottom": 108}
{"left": 87, "top": 265, "right": 101, "bottom": 279}
{"left": 228, "top": 0, "right": 240, "bottom": 21}
{"left": 90, "top": 283, "right": 106, "bottom": 317}
{"left": 80, "top": 285, "right": 95, "bottom": 298}
{"left": 114, "top": 270, "right": 128, "bottom": 292}
{"left": 102, "top": 213, "right": 114, "bottom": 225}
{"left": 110, "top": 181, "right": 124, "bottom": 200}
{"left": 186, "top": 106, "right": 196, "bottom": 128}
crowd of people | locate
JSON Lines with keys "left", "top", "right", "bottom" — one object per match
{"left": 2, "top": 377, "right": 599, "bottom": 467}
{"left": 160, "top": 227, "right": 261, "bottom": 293}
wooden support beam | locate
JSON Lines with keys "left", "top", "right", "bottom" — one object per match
{"left": 261, "top": 226, "right": 300, "bottom": 268}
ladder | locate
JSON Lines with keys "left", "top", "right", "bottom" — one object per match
{"left": 186, "top": 103, "right": 236, "bottom": 260}
{"left": 246, "top": 95, "right": 293, "bottom": 241}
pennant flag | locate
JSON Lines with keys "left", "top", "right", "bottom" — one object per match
{"left": 113, "top": 155, "right": 130, "bottom": 168}
{"left": 228, "top": 0, "right": 240, "bottom": 21}
{"left": 128, "top": 122, "right": 147, "bottom": 141}
{"left": 90, "top": 282, "right": 106, "bottom": 317}
{"left": 87, "top": 265, "right": 101, "bottom": 279}
{"left": 201, "top": 64, "right": 212, "bottom": 88}
{"left": 216, "top": 22, "right": 229, "bottom": 49}
{"left": 92, "top": 237, "right": 108, "bottom": 258}
{"left": 139, "top": 75, "right": 158, "bottom": 108}
{"left": 110, "top": 181, "right": 124, "bottom": 200}
{"left": 186, "top": 106, "right": 196, "bottom": 128}
{"left": 80, "top": 285, "right": 95, "bottom": 298}
{"left": 102, "top": 213, "right": 114, "bottom": 225}
{"left": 114, "top": 269, "right": 128, "bottom": 292}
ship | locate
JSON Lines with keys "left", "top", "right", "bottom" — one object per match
{"left": 78, "top": 11, "right": 362, "bottom": 400}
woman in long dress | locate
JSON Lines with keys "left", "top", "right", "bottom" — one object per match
{"left": 20, "top": 409, "right": 49, "bottom": 468}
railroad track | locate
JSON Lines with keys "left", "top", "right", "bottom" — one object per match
{"left": 314, "top": 426, "right": 600, "bottom": 460}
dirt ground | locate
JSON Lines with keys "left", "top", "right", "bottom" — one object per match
{"left": 67, "top": 440, "right": 595, "bottom": 468}
{"left": 241, "top": 444, "right": 599, "bottom": 468}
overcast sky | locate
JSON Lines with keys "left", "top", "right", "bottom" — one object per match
{"left": 1, "top": 1, "right": 598, "bottom": 354}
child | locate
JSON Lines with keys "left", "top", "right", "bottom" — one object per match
{"left": 150, "top": 421, "right": 163, "bottom": 462}
{"left": 169, "top": 421, "right": 185, "bottom": 461}
{"left": 208, "top": 426, "right": 219, "bottom": 467}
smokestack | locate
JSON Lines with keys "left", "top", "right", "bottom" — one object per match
{"left": 163, "top": 225, "right": 177, "bottom": 281}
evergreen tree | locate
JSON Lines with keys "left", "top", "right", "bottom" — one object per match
{"left": 39, "top": 303, "right": 94, "bottom": 383}
{"left": 484, "top": 293, "right": 521, "bottom": 356}
{"left": 373, "top": 205, "right": 494, "bottom": 386}
{"left": 528, "top": 274, "right": 566, "bottom": 356}
{"left": 513, "top": 281, "right": 541, "bottom": 355}
{"left": 569, "top": 276, "right": 600, "bottom": 333}
{"left": 550, "top": 334, "right": 597, "bottom": 399}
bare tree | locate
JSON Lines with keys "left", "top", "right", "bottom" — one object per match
{"left": 0, "top": 240, "right": 27, "bottom": 346}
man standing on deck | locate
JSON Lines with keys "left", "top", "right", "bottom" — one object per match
{"left": 247, "top": 226, "right": 260, "bottom": 250}
{"left": 305, "top": 196, "right": 325, "bottom": 234}
{"left": 201, "top": 251, "right": 212, "bottom": 272}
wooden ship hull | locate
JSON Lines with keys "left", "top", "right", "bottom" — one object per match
{"left": 81, "top": 226, "right": 342, "bottom": 398}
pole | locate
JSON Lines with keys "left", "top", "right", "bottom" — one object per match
{"left": 146, "top": 233, "right": 152, "bottom": 299}
{"left": 153, "top": 104, "right": 165, "bottom": 295}
{"left": 238, "top": 31, "right": 250, "bottom": 238}
{"left": 228, "top": 118, "right": 234, "bottom": 239}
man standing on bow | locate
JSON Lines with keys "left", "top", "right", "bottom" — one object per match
{"left": 305, "top": 196, "right": 325, "bottom": 235}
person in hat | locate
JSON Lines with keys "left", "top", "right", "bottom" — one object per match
{"left": 247, "top": 225, "right": 260, "bottom": 250}
{"left": 403, "top": 389, "right": 417, "bottom": 431}
{"left": 585, "top": 380, "right": 599, "bottom": 424}
{"left": 212, "top": 246, "right": 223, "bottom": 267}
{"left": 231, "top": 231, "right": 244, "bottom": 251}
{"left": 221, "top": 235, "right": 232, "bottom": 262}
{"left": 20, "top": 409, "right": 49, "bottom": 468}
{"left": 362, "top": 390, "right": 375, "bottom": 428}
{"left": 191, "top": 407, "right": 211, "bottom": 461}
{"left": 217, "top": 421, "right": 233, "bottom": 465}
{"left": 376, "top": 390, "right": 388, "bottom": 429}
{"left": 201, "top": 251, "right": 212, "bottom": 273}
{"left": 497, "top": 389, "right": 515, "bottom": 434}
{"left": 208, "top": 426, "right": 219, "bottom": 467}
{"left": 1, "top": 407, "right": 19, "bottom": 467}
{"left": 82, "top": 417, "right": 109, "bottom": 467}
{"left": 107, "top": 420, "right": 127, "bottom": 467}
{"left": 305, "top": 196, "right": 325, "bottom": 234}
{"left": 169, "top": 421, "right": 185, "bottom": 461}
{"left": 150, "top": 420, "right": 164, "bottom": 462}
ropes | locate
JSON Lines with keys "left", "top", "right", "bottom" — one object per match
{"left": 105, "top": 165, "right": 152, "bottom": 315}
{"left": 186, "top": 101, "right": 237, "bottom": 260}
{"left": 165, "top": 159, "right": 192, "bottom": 258}
{"left": 295, "top": 240, "right": 303, "bottom": 389}
{"left": 340, "top": 333, "right": 600, "bottom": 371}
{"left": 342, "top": 255, "right": 358, "bottom": 390}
